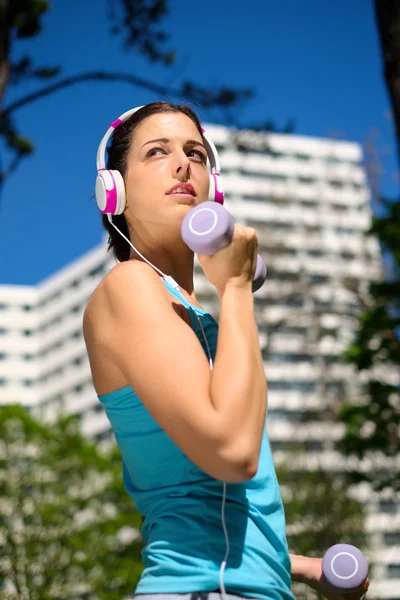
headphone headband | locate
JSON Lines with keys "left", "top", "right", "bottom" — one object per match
{"left": 96, "top": 105, "right": 221, "bottom": 173}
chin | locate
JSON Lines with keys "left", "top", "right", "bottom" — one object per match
{"left": 176, "top": 198, "right": 197, "bottom": 206}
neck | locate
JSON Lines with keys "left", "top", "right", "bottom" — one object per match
{"left": 128, "top": 241, "right": 196, "bottom": 297}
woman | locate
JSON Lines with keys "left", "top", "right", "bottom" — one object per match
{"left": 83, "top": 102, "right": 370, "bottom": 600}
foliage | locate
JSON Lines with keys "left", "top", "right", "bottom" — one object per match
{"left": 337, "top": 199, "right": 400, "bottom": 491}
{"left": 334, "top": 2, "right": 400, "bottom": 494}
{"left": 277, "top": 461, "right": 367, "bottom": 600}
{"left": 0, "top": 405, "right": 144, "bottom": 600}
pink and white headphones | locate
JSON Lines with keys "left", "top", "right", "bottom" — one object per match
{"left": 95, "top": 105, "right": 224, "bottom": 217}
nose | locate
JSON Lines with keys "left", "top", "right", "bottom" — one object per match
{"left": 175, "top": 153, "right": 191, "bottom": 181}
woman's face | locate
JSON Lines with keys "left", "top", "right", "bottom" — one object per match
{"left": 124, "top": 111, "right": 210, "bottom": 231}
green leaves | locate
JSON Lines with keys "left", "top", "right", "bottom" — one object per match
{"left": 277, "top": 462, "right": 366, "bottom": 600}
{"left": 0, "top": 405, "right": 144, "bottom": 599}
{"left": 108, "top": 0, "right": 175, "bottom": 66}
{"left": 338, "top": 197, "right": 400, "bottom": 492}
{"left": 10, "top": 0, "right": 51, "bottom": 39}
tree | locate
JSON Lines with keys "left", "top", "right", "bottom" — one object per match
{"left": 336, "top": 1, "right": 400, "bottom": 492}
{"left": 277, "top": 460, "right": 367, "bottom": 600}
{"left": 374, "top": 0, "right": 400, "bottom": 167}
{"left": 0, "top": 0, "right": 253, "bottom": 192}
{"left": 0, "top": 405, "right": 145, "bottom": 600}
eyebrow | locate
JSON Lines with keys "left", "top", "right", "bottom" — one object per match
{"left": 141, "top": 138, "right": 206, "bottom": 150}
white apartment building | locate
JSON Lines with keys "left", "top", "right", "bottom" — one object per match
{"left": 0, "top": 125, "right": 398, "bottom": 598}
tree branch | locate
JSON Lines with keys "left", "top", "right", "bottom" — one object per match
{"left": 1, "top": 69, "right": 250, "bottom": 119}
{"left": 0, "top": 151, "right": 25, "bottom": 185}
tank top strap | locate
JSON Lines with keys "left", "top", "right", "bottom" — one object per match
{"left": 161, "top": 278, "right": 193, "bottom": 310}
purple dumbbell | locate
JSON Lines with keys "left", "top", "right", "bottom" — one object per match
{"left": 322, "top": 544, "right": 369, "bottom": 597}
{"left": 181, "top": 201, "right": 267, "bottom": 293}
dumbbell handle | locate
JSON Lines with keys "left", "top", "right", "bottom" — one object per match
{"left": 322, "top": 544, "right": 368, "bottom": 597}
{"left": 181, "top": 201, "right": 267, "bottom": 293}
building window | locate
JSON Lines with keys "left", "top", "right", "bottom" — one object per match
{"left": 310, "top": 275, "right": 329, "bottom": 284}
{"left": 96, "top": 429, "right": 114, "bottom": 442}
{"left": 387, "top": 564, "right": 400, "bottom": 578}
{"left": 268, "top": 352, "right": 312, "bottom": 363}
{"left": 0, "top": 378, "right": 6, "bottom": 386}
{"left": 383, "top": 532, "right": 400, "bottom": 546}
{"left": 268, "top": 409, "right": 305, "bottom": 422}
{"left": 23, "top": 379, "right": 33, "bottom": 387}
{"left": 298, "top": 176, "right": 315, "bottom": 184}
{"left": 267, "top": 381, "right": 316, "bottom": 393}
{"left": 269, "top": 150, "right": 284, "bottom": 159}
{"left": 301, "top": 200, "right": 317, "bottom": 209}
{"left": 335, "top": 227, "right": 353, "bottom": 237}
{"left": 23, "top": 305, "right": 33, "bottom": 312}
{"left": 270, "top": 440, "right": 300, "bottom": 452}
{"left": 243, "top": 194, "right": 269, "bottom": 203}
{"left": 0, "top": 353, "right": 6, "bottom": 360}
{"left": 0, "top": 303, "right": 7, "bottom": 310}
{"left": 89, "top": 265, "right": 105, "bottom": 278}
{"left": 314, "top": 301, "right": 331, "bottom": 312}
{"left": 332, "top": 204, "right": 347, "bottom": 213}
{"left": 329, "top": 180, "right": 344, "bottom": 189}
{"left": 340, "top": 251, "right": 355, "bottom": 260}
{"left": 281, "top": 298, "right": 303, "bottom": 308}
{"left": 277, "top": 326, "right": 305, "bottom": 336}
{"left": 23, "top": 329, "right": 33, "bottom": 336}
{"left": 325, "top": 156, "right": 341, "bottom": 165}
{"left": 0, "top": 328, "right": 7, "bottom": 335}
{"left": 380, "top": 501, "right": 397, "bottom": 514}
{"left": 304, "top": 224, "right": 322, "bottom": 234}
{"left": 308, "top": 249, "right": 323, "bottom": 257}
{"left": 304, "top": 440, "right": 323, "bottom": 451}
{"left": 23, "top": 354, "right": 34, "bottom": 361}
{"left": 267, "top": 173, "right": 288, "bottom": 181}
{"left": 47, "top": 291, "right": 62, "bottom": 303}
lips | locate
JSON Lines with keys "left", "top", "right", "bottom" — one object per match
{"left": 167, "top": 183, "right": 196, "bottom": 196}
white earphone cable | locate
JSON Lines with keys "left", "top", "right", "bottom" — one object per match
{"left": 107, "top": 215, "right": 165, "bottom": 278}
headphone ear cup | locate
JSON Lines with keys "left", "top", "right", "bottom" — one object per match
{"left": 210, "top": 173, "right": 224, "bottom": 205}
{"left": 112, "top": 170, "right": 126, "bottom": 214}
{"left": 95, "top": 169, "right": 126, "bottom": 215}
{"left": 208, "top": 174, "right": 216, "bottom": 202}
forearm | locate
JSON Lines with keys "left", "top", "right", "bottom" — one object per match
{"left": 210, "top": 285, "right": 267, "bottom": 465}
{"left": 289, "top": 553, "right": 309, "bottom": 583}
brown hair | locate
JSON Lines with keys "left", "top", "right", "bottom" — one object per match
{"left": 102, "top": 101, "right": 204, "bottom": 262}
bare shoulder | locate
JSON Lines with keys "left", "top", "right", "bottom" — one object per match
{"left": 84, "top": 260, "right": 163, "bottom": 335}
{"left": 83, "top": 261, "right": 186, "bottom": 394}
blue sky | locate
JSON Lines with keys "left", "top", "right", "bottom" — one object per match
{"left": 1, "top": 0, "right": 398, "bottom": 285}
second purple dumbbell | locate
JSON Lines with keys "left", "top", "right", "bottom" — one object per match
{"left": 181, "top": 201, "right": 267, "bottom": 293}
{"left": 322, "top": 544, "right": 369, "bottom": 598}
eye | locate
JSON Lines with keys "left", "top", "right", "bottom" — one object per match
{"left": 188, "top": 149, "right": 207, "bottom": 163}
{"left": 146, "top": 146, "right": 166, "bottom": 158}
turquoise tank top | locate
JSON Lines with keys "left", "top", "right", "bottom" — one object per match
{"left": 98, "top": 279, "right": 295, "bottom": 600}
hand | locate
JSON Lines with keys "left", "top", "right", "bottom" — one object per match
{"left": 302, "top": 557, "right": 370, "bottom": 600}
{"left": 198, "top": 224, "right": 259, "bottom": 295}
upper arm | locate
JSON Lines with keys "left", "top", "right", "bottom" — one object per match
{"left": 85, "top": 263, "right": 247, "bottom": 482}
